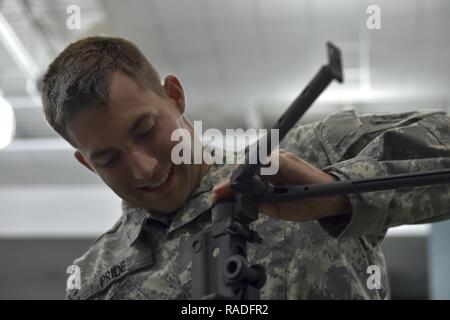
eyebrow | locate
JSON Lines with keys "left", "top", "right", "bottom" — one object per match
{"left": 129, "top": 112, "right": 153, "bottom": 135}
{"left": 89, "top": 112, "right": 153, "bottom": 161}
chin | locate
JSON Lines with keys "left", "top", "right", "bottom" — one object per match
{"left": 142, "top": 195, "right": 187, "bottom": 214}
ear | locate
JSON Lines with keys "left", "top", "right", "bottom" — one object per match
{"left": 74, "top": 150, "right": 96, "bottom": 174}
{"left": 163, "top": 75, "right": 185, "bottom": 114}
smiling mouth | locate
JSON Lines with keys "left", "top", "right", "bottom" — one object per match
{"left": 138, "top": 164, "right": 174, "bottom": 192}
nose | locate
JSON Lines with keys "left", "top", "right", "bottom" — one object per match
{"left": 128, "top": 148, "right": 158, "bottom": 182}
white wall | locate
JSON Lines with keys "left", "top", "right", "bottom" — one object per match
{"left": 0, "top": 185, "right": 122, "bottom": 237}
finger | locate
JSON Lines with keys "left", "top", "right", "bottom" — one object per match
{"left": 258, "top": 202, "right": 280, "bottom": 219}
{"left": 259, "top": 152, "right": 296, "bottom": 185}
{"left": 212, "top": 180, "right": 235, "bottom": 203}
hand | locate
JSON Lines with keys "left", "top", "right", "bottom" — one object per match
{"left": 212, "top": 150, "right": 352, "bottom": 223}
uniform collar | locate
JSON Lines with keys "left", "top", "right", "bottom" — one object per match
{"left": 122, "top": 148, "right": 238, "bottom": 246}
{"left": 313, "top": 109, "right": 364, "bottom": 163}
{"left": 121, "top": 201, "right": 150, "bottom": 247}
{"left": 166, "top": 160, "right": 237, "bottom": 235}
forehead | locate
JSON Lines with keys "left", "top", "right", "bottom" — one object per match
{"left": 108, "top": 72, "right": 150, "bottom": 106}
{"left": 67, "top": 73, "right": 162, "bottom": 151}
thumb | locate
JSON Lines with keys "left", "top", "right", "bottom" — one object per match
{"left": 212, "top": 180, "right": 234, "bottom": 203}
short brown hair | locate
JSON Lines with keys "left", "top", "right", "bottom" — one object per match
{"left": 41, "top": 36, "right": 165, "bottom": 148}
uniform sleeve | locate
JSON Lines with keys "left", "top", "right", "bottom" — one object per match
{"left": 319, "top": 113, "right": 450, "bottom": 239}
{"left": 65, "top": 289, "right": 80, "bottom": 300}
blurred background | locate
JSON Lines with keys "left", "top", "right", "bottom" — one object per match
{"left": 0, "top": 0, "right": 449, "bottom": 299}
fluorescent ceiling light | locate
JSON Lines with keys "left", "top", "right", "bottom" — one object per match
{"left": 0, "top": 12, "right": 39, "bottom": 79}
{"left": 0, "top": 96, "right": 15, "bottom": 149}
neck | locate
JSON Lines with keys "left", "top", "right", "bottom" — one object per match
{"left": 196, "top": 162, "right": 209, "bottom": 188}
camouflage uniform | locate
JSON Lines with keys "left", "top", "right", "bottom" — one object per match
{"left": 66, "top": 110, "right": 450, "bottom": 300}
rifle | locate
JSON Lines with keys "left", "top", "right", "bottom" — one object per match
{"left": 190, "top": 42, "right": 450, "bottom": 300}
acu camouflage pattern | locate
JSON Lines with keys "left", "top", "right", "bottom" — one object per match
{"left": 66, "top": 110, "right": 450, "bottom": 300}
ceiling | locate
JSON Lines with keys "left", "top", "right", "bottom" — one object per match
{"left": 0, "top": 0, "right": 446, "bottom": 241}
{"left": 0, "top": 0, "right": 448, "bottom": 138}
{"left": 0, "top": 0, "right": 449, "bottom": 185}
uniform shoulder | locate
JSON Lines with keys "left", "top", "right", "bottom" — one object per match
{"left": 65, "top": 215, "right": 142, "bottom": 299}
{"left": 282, "top": 110, "right": 362, "bottom": 165}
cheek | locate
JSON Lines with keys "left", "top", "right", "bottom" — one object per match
{"left": 99, "top": 170, "right": 129, "bottom": 192}
{"left": 155, "top": 125, "right": 183, "bottom": 158}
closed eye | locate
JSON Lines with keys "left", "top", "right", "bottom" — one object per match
{"left": 137, "top": 123, "right": 156, "bottom": 140}
{"left": 101, "top": 156, "right": 119, "bottom": 168}
{"left": 139, "top": 128, "right": 152, "bottom": 138}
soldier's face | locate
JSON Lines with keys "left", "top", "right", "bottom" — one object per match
{"left": 67, "top": 72, "right": 203, "bottom": 214}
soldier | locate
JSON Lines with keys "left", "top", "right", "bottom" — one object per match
{"left": 41, "top": 36, "right": 450, "bottom": 299}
